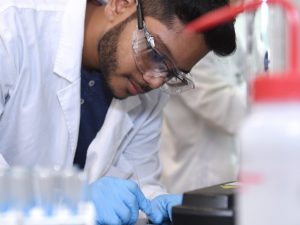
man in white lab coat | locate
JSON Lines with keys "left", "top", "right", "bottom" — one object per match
{"left": 0, "top": 0, "right": 236, "bottom": 224}
{"left": 160, "top": 41, "right": 247, "bottom": 193}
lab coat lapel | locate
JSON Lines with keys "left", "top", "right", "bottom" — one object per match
{"left": 85, "top": 96, "right": 141, "bottom": 183}
{"left": 56, "top": 81, "right": 81, "bottom": 162}
{"left": 52, "top": 0, "right": 86, "bottom": 164}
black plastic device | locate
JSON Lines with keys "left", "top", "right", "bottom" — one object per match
{"left": 172, "top": 183, "right": 237, "bottom": 225}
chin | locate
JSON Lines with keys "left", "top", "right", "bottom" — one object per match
{"left": 108, "top": 85, "right": 129, "bottom": 100}
{"left": 113, "top": 95, "right": 128, "bottom": 100}
{"left": 105, "top": 77, "right": 131, "bottom": 100}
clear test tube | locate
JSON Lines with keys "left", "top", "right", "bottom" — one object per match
{"left": 0, "top": 168, "right": 9, "bottom": 212}
{"left": 32, "top": 167, "right": 62, "bottom": 216}
{"left": 8, "top": 167, "right": 35, "bottom": 214}
{"left": 60, "top": 167, "right": 88, "bottom": 214}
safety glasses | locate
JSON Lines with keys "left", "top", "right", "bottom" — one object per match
{"left": 132, "top": 0, "right": 195, "bottom": 94}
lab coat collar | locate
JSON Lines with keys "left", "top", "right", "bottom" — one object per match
{"left": 53, "top": 0, "right": 86, "bottom": 82}
{"left": 121, "top": 95, "right": 141, "bottom": 112}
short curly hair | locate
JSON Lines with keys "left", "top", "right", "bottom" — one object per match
{"left": 141, "top": 0, "right": 236, "bottom": 56}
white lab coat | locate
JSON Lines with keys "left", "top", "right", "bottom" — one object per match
{"left": 0, "top": 0, "right": 168, "bottom": 199}
{"left": 160, "top": 49, "right": 247, "bottom": 194}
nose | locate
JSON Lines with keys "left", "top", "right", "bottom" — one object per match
{"left": 142, "top": 72, "right": 166, "bottom": 89}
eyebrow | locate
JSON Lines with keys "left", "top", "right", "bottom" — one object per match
{"left": 154, "top": 35, "right": 191, "bottom": 74}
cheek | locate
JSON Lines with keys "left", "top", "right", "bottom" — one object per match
{"left": 115, "top": 24, "right": 141, "bottom": 76}
{"left": 116, "top": 42, "right": 138, "bottom": 74}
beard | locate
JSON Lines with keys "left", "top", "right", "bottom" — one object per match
{"left": 97, "top": 15, "right": 134, "bottom": 99}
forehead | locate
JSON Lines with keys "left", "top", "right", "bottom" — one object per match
{"left": 145, "top": 17, "right": 209, "bottom": 71}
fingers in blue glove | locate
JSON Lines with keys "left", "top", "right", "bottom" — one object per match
{"left": 130, "top": 183, "right": 152, "bottom": 215}
{"left": 89, "top": 177, "right": 151, "bottom": 225}
{"left": 146, "top": 194, "right": 183, "bottom": 224}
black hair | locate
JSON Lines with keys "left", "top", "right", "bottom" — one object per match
{"left": 141, "top": 0, "right": 236, "bottom": 56}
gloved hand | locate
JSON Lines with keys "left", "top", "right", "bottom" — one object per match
{"left": 146, "top": 194, "right": 183, "bottom": 224}
{"left": 88, "top": 176, "right": 151, "bottom": 225}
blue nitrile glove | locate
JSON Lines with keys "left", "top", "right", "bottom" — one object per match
{"left": 146, "top": 194, "right": 183, "bottom": 224}
{"left": 88, "top": 177, "right": 151, "bottom": 225}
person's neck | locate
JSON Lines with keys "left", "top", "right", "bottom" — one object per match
{"left": 82, "top": 2, "right": 106, "bottom": 70}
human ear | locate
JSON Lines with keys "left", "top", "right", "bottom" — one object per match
{"left": 104, "top": 0, "right": 136, "bottom": 22}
